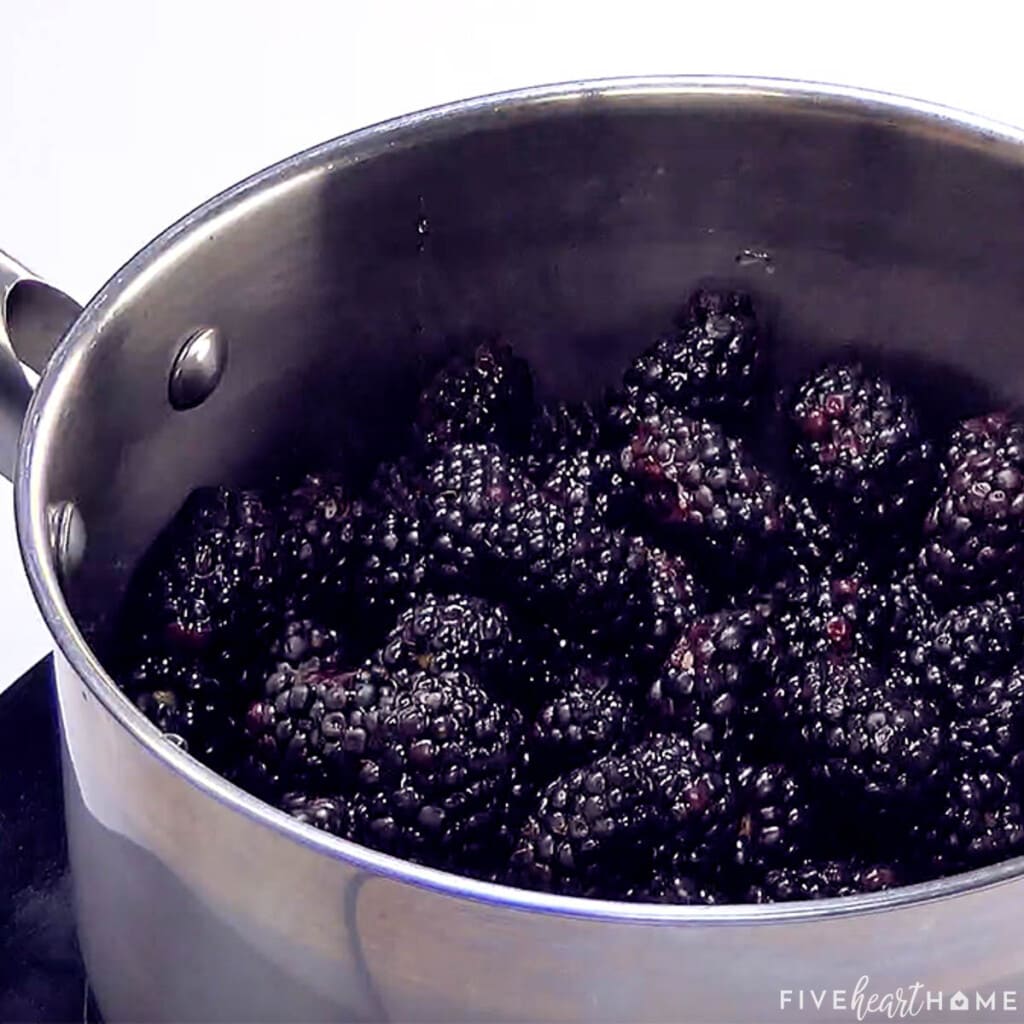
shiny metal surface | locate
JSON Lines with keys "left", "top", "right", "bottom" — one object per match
{"left": 168, "top": 326, "right": 228, "bottom": 410}
{"left": 15, "top": 77, "right": 1024, "bottom": 1019}
{"left": 0, "top": 250, "right": 80, "bottom": 479}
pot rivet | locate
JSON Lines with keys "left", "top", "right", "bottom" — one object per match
{"left": 168, "top": 326, "right": 227, "bottom": 410}
{"left": 48, "top": 500, "right": 86, "bottom": 582}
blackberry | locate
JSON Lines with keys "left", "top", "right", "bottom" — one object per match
{"left": 122, "top": 653, "right": 239, "bottom": 770}
{"left": 608, "top": 289, "right": 763, "bottom": 433}
{"left": 903, "top": 596, "right": 1024, "bottom": 691}
{"left": 417, "top": 444, "right": 699, "bottom": 661}
{"left": 241, "top": 658, "right": 397, "bottom": 796}
{"left": 528, "top": 664, "right": 640, "bottom": 772}
{"left": 648, "top": 609, "right": 780, "bottom": 757}
{"left": 621, "top": 412, "right": 789, "bottom": 579}
{"left": 771, "top": 656, "right": 945, "bottom": 805}
{"left": 747, "top": 858, "right": 903, "bottom": 903}
{"left": 945, "top": 411, "right": 1022, "bottom": 472}
{"left": 624, "top": 842, "right": 728, "bottom": 904}
{"left": 275, "top": 473, "right": 353, "bottom": 612}
{"left": 379, "top": 594, "right": 516, "bottom": 687}
{"left": 350, "top": 670, "right": 523, "bottom": 865}
{"left": 279, "top": 792, "right": 355, "bottom": 838}
{"left": 510, "top": 735, "right": 734, "bottom": 896}
{"left": 416, "top": 340, "right": 535, "bottom": 452}
{"left": 779, "top": 493, "right": 847, "bottom": 579}
{"left": 349, "top": 460, "right": 433, "bottom": 619}
{"left": 128, "top": 486, "right": 280, "bottom": 662}
{"left": 918, "top": 414, "right": 1024, "bottom": 603}
{"left": 602, "top": 384, "right": 666, "bottom": 445}
{"left": 540, "top": 449, "right": 635, "bottom": 527}
{"left": 947, "top": 665, "right": 1024, "bottom": 772}
{"left": 270, "top": 614, "right": 348, "bottom": 669}
{"left": 733, "top": 764, "right": 815, "bottom": 871}
{"left": 416, "top": 442, "right": 522, "bottom": 586}
{"left": 525, "top": 400, "right": 601, "bottom": 479}
{"left": 918, "top": 766, "right": 1024, "bottom": 871}
{"left": 789, "top": 362, "right": 936, "bottom": 529}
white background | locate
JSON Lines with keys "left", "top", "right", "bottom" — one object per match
{"left": 2, "top": 0, "right": 1024, "bottom": 685}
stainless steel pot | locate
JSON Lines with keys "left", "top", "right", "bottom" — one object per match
{"left": 5, "top": 76, "right": 1024, "bottom": 1023}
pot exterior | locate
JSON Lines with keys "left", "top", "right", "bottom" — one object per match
{"left": 57, "top": 652, "right": 1024, "bottom": 1022}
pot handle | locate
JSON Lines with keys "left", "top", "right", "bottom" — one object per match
{"left": 0, "top": 250, "right": 81, "bottom": 481}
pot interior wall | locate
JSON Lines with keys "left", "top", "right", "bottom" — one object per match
{"left": 37, "top": 89, "right": 1024, "bottom": 651}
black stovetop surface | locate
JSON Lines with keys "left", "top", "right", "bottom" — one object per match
{"left": 0, "top": 657, "right": 99, "bottom": 1022}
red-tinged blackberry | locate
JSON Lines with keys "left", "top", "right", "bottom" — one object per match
{"left": 770, "top": 570, "right": 890, "bottom": 663}
{"left": 525, "top": 400, "right": 601, "bottom": 480}
{"left": 509, "top": 735, "right": 734, "bottom": 896}
{"left": 918, "top": 414, "right": 1024, "bottom": 603}
{"left": 917, "top": 766, "right": 1024, "bottom": 871}
{"left": 528, "top": 664, "right": 640, "bottom": 772}
{"left": 122, "top": 653, "right": 240, "bottom": 771}
{"left": 733, "top": 764, "right": 815, "bottom": 871}
{"left": 947, "top": 665, "right": 1024, "bottom": 772}
{"left": 416, "top": 340, "right": 535, "bottom": 452}
{"left": 240, "top": 658, "right": 397, "bottom": 796}
{"left": 278, "top": 792, "right": 356, "bottom": 838}
{"left": 648, "top": 609, "right": 780, "bottom": 756}
{"left": 275, "top": 473, "right": 353, "bottom": 612}
{"left": 771, "top": 656, "right": 945, "bottom": 804}
{"left": 379, "top": 594, "right": 516, "bottom": 687}
{"left": 621, "top": 412, "right": 790, "bottom": 579}
{"left": 349, "top": 670, "right": 523, "bottom": 865}
{"left": 128, "top": 486, "right": 280, "bottom": 661}
{"left": 746, "top": 858, "right": 903, "bottom": 903}
{"left": 610, "top": 289, "right": 764, "bottom": 433}
{"left": 789, "top": 361, "right": 937, "bottom": 529}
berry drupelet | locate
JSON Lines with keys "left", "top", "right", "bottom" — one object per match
{"left": 918, "top": 413, "right": 1024, "bottom": 604}
{"left": 416, "top": 340, "right": 535, "bottom": 452}
{"left": 788, "top": 361, "right": 937, "bottom": 530}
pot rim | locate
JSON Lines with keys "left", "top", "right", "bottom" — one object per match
{"left": 18, "top": 74, "right": 1024, "bottom": 924}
